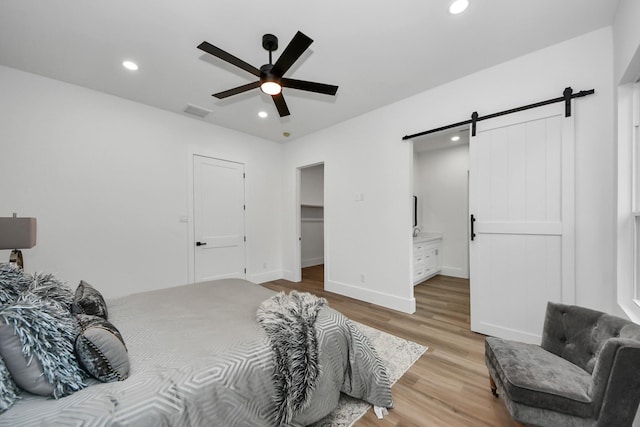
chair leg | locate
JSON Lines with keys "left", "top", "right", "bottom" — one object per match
{"left": 488, "top": 376, "right": 526, "bottom": 426}
{"left": 489, "top": 375, "right": 499, "bottom": 397}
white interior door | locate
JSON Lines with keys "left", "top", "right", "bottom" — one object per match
{"left": 193, "top": 155, "right": 246, "bottom": 282}
{"left": 469, "top": 103, "right": 575, "bottom": 344}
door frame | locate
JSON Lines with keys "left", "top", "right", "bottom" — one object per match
{"left": 293, "top": 162, "right": 326, "bottom": 283}
{"left": 412, "top": 130, "right": 471, "bottom": 280}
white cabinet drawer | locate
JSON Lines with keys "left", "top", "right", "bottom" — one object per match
{"left": 413, "top": 252, "right": 430, "bottom": 266}
{"left": 413, "top": 238, "right": 442, "bottom": 285}
{"left": 414, "top": 243, "right": 427, "bottom": 252}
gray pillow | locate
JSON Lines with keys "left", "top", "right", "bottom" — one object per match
{"left": 0, "top": 355, "right": 19, "bottom": 414}
{"left": 0, "top": 323, "right": 53, "bottom": 396}
{"left": 74, "top": 314, "right": 129, "bottom": 382}
{"left": 0, "top": 292, "right": 86, "bottom": 398}
{"left": 72, "top": 280, "right": 108, "bottom": 319}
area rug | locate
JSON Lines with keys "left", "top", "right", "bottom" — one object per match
{"left": 310, "top": 322, "right": 427, "bottom": 427}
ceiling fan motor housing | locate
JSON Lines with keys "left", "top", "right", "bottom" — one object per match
{"left": 260, "top": 63, "right": 279, "bottom": 85}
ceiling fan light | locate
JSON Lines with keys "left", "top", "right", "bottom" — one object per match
{"left": 261, "top": 81, "right": 282, "bottom": 95}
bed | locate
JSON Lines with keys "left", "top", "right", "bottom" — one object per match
{"left": 0, "top": 277, "right": 393, "bottom": 426}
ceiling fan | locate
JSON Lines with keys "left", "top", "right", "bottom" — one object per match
{"left": 197, "top": 31, "right": 338, "bottom": 117}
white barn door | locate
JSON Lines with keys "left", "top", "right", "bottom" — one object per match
{"left": 469, "top": 103, "right": 575, "bottom": 344}
{"left": 193, "top": 155, "right": 246, "bottom": 282}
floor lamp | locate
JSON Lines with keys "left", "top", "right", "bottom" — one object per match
{"left": 0, "top": 214, "right": 37, "bottom": 269}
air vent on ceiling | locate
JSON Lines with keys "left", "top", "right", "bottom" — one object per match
{"left": 184, "top": 104, "right": 212, "bottom": 118}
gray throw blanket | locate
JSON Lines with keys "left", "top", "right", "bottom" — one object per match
{"left": 256, "top": 291, "right": 327, "bottom": 425}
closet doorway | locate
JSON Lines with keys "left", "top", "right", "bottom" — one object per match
{"left": 298, "top": 163, "right": 325, "bottom": 284}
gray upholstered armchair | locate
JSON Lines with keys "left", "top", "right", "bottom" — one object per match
{"left": 485, "top": 302, "right": 640, "bottom": 427}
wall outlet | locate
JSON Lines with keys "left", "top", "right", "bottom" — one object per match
{"left": 360, "top": 273, "right": 366, "bottom": 283}
{"left": 263, "top": 262, "right": 268, "bottom": 269}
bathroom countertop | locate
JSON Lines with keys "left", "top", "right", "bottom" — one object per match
{"left": 413, "top": 232, "right": 442, "bottom": 244}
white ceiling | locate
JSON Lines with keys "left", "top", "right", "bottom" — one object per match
{"left": 0, "top": 1, "right": 618, "bottom": 143}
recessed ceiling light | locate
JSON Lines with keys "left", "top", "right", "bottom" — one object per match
{"left": 283, "top": 132, "right": 291, "bottom": 138}
{"left": 449, "top": 0, "right": 469, "bottom": 14}
{"left": 451, "top": 135, "right": 461, "bottom": 142}
{"left": 122, "top": 60, "right": 139, "bottom": 71}
{"left": 258, "top": 111, "right": 268, "bottom": 118}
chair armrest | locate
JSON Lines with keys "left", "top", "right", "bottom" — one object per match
{"left": 590, "top": 338, "right": 640, "bottom": 425}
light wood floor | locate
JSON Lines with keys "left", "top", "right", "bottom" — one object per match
{"left": 262, "top": 265, "right": 515, "bottom": 427}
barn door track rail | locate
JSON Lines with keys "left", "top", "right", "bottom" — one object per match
{"left": 402, "top": 86, "right": 595, "bottom": 141}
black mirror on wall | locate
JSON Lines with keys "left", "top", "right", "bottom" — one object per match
{"left": 413, "top": 196, "right": 417, "bottom": 227}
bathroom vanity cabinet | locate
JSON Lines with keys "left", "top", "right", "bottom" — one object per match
{"left": 413, "top": 233, "right": 442, "bottom": 285}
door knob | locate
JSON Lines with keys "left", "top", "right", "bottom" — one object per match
{"left": 196, "top": 241, "right": 207, "bottom": 246}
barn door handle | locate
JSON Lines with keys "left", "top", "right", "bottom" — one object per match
{"left": 470, "top": 214, "right": 476, "bottom": 241}
{"left": 196, "top": 241, "right": 207, "bottom": 246}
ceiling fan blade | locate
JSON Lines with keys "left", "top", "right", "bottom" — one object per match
{"left": 213, "top": 81, "right": 261, "bottom": 99}
{"left": 272, "top": 93, "right": 290, "bottom": 117}
{"left": 281, "top": 78, "right": 338, "bottom": 96}
{"left": 271, "top": 31, "right": 313, "bottom": 77}
{"left": 198, "top": 41, "right": 261, "bottom": 77}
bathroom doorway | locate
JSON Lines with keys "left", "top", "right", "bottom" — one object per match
{"left": 412, "top": 126, "right": 470, "bottom": 279}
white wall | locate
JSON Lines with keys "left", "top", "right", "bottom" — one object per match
{"left": 614, "top": 0, "right": 640, "bottom": 84}
{"left": 415, "top": 145, "right": 469, "bottom": 278}
{"left": 300, "top": 212, "right": 324, "bottom": 268}
{"left": 282, "top": 27, "right": 615, "bottom": 314}
{"left": 282, "top": 122, "right": 416, "bottom": 313}
{"left": 0, "top": 65, "right": 284, "bottom": 298}
{"left": 300, "top": 164, "right": 324, "bottom": 206}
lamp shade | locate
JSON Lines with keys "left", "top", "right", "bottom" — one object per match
{"left": 0, "top": 217, "right": 37, "bottom": 249}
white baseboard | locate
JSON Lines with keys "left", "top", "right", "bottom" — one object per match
{"left": 440, "top": 266, "right": 469, "bottom": 279}
{"left": 248, "top": 269, "right": 283, "bottom": 284}
{"left": 282, "top": 269, "right": 298, "bottom": 282}
{"left": 471, "top": 320, "right": 541, "bottom": 345}
{"left": 326, "top": 279, "right": 416, "bottom": 314}
{"left": 301, "top": 257, "right": 324, "bottom": 268}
